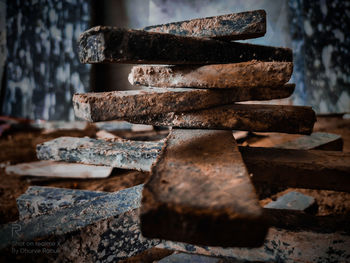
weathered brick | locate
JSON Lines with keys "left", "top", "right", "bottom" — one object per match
{"left": 129, "top": 62, "right": 293, "bottom": 89}
{"left": 73, "top": 85, "right": 295, "bottom": 121}
{"left": 78, "top": 26, "right": 292, "bottom": 64}
{"left": 141, "top": 129, "right": 267, "bottom": 247}
{"left": 144, "top": 10, "right": 266, "bottom": 41}
{"left": 125, "top": 104, "right": 316, "bottom": 135}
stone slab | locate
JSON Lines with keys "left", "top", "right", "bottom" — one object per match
{"left": 73, "top": 86, "right": 295, "bottom": 121}
{"left": 5, "top": 160, "right": 113, "bottom": 179}
{"left": 141, "top": 129, "right": 267, "bottom": 247}
{"left": 36, "top": 136, "right": 163, "bottom": 172}
{"left": 78, "top": 26, "right": 292, "bottom": 64}
{"left": 0, "top": 185, "right": 159, "bottom": 262}
{"left": 17, "top": 186, "right": 106, "bottom": 220}
{"left": 275, "top": 132, "right": 343, "bottom": 151}
{"left": 241, "top": 147, "right": 350, "bottom": 192}
{"left": 144, "top": 9, "right": 266, "bottom": 41}
{"left": 13, "top": 186, "right": 350, "bottom": 263}
{"left": 125, "top": 104, "right": 316, "bottom": 135}
{"left": 264, "top": 191, "right": 317, "bottom": 213}
{"left": 128, "top": 62, "right": 293, "bottom": 89}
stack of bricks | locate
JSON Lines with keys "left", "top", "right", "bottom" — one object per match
{"left": 60, "top": 10, "right": 316, "bottom": 247}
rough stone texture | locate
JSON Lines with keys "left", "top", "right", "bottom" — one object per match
{"left": 3, "top": 0, "right": 91, "bottom": 120}
{"left": 126, "top": 104, "right": 316, "bottom": 135}
{"left": 241, "top": 147, "right": 350, "bottom": 193}
{"left": 5, "top": 160, "right": 113, "bottom": 179}
{"left": 275, "top": 132, "right": 343, "bottom": 150}
{"left": 144, "top": 9, "right": 266, "bottom": 41}
{"left": 159, "top": 229, "right": 350, "bottom": 263}
{"left": 129, "top": 62, "right": 293, "bottom": 89}
{"left": 73, "top": 85, "right": 295, "bottom": 122}
{"left": 17, "top": 186, "right": 106, "bottom": 220}
{"left": 158, "top": 253, "right": 224, "bottom": 263}
{"left": 14, "top": 185, "right": 350, "bottom": 263}
{"left": 36, "top": 136, "right": 163, "bottom": 172}
{"left": 17, "top": 186, "right": 350, "bottom": 234}
{"left": 264, "top": 191, "right": 317, "bottom": 213}
{"left": 141, "top": 129, "right": 267, "bottom": 247}
{"left": 0, "top": 185, "right": 159, "bottom": 261}
{"left": 288, "top": 0, "right": 350, "bottom": 113}
{"left": 78, "top": 26, "right": 292, "bottom": 64}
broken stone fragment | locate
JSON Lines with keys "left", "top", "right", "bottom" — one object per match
{"left": 73, "top": 86, "right": 295, "bottom": 122}
{"left": 129, "top": 62, "right": 293, "bottom": 89}
{"left": 125, "top": 104, "right": 316, "bottom": 135}
{"left": 5, "top": 160, "right": 113, "bottom": 179}
{"left": 17, "top": 186, "right": 107, "bottom": 220}
{"left": 144, "top": 9, "right": 266, "bottom": 41}
{"left": 36, "top": 136, "right": 163, "bottom": 172}
{"left": 0, "top": 185, "right": 159, "bottom": 262}
{"left": 141, "top": 129, "right": 268, "bottom": 247}
{"left": 274, "top": 132, "right": 343, "bottom": 151}
{"left": 78, "top": 26, "right": 292, "bottom": 64}
{"left": 264, "top": 191, "right": 317, "bottom": 213}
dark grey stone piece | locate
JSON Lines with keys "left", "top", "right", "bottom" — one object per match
{"left": 158, "top": 252, "right": 225, "bottom": 263}
{"left": 36, "top": 136, "right": 163, "bottom": 172}
{"left": 1, "top": 184, "right": 159, "bottom": 262}
{"left": 264, "top": 191, "right": 317, "bottom": 213}
{"left": 17, "top": 186, "right": 107, "bottom": 220}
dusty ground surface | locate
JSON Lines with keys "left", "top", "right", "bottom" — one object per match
{"left": 0, "top": 115, "right": 349, "bottom": 261}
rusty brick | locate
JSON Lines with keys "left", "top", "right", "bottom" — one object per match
{"left": 78, "top": 26, "right": 292, "bottom": 64}
{"left": 141, "top": 129, "right": 267, "bottom": 247}
{"left": 73, "top": 86, "right": 295, "bottom": 122}
{"left": 125, "top": 104, "right": 316, "bottom": 135}
{"left": 129, "top": 62, "right": 293, "bottom": 89}
{"left": 144, "top": 10, "right": 266, "bottom": 41}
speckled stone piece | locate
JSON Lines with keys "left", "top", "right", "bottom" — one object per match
{"left": 36, "top": 136, "right": 163, "bottom": 172}
{"left": 275, "top": 132, "right": 343, "bottom": 151}
{"left": 141, "top": 129, "right": 267, "bottom": 247}
{"left": 129, "top": 62, "right": 293, "bottom": 89}
{"left": 144, "top": 9, "right": 266, "bottom": 41}
{"left": 126, "top": 104, "right": 316, "bottom": 135}
{"left": 158, "top": 253, "right": 223, "bottom": 263}
{"left": 73, "top": 85, "right": 295, "bottom": 122}
{"left": 17, "top": 186, "right": 107, "bottom": 220}
{"left": 1, "top": 185, "right": 159, "bottom": 261}
{"left": 78, "top": 26, "right": 292, "bottom": 64}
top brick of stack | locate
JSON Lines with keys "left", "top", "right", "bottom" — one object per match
{"left": 78, "top": 10, "right": 292, "bottom": 64}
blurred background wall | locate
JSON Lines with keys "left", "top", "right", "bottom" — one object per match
{"left": 0, "top": 0, "right": 349, "bottom": 120}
